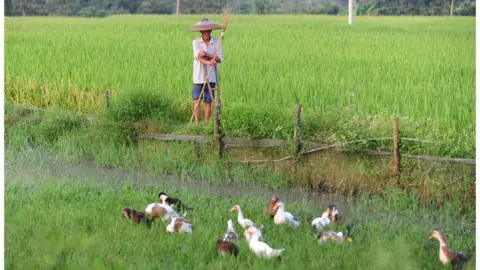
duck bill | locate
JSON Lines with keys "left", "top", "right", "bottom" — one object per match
{"left": 428, "top": 234, "right": 435, "bottom": 240}
{"left": 230, "top": 207, "right": 236, "bottom": 212}
{"left": 273, "top": 204, "right": 279, "bottom": 210}
{"left": 347, "top": 237, "right": 353, "bottom": 243}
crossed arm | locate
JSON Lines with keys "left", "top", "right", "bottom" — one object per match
{"left": 193, "top": 40, "right": 223, "bottom": 66}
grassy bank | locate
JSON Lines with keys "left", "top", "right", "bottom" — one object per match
{"left": 4, "top": 180, "right": 476, "bottom": 269}
{"left": 5, "top": 101, "right": 475, "bottom": 206}
{"left": 4, "top": 15, "right": 475, "bottom": 158}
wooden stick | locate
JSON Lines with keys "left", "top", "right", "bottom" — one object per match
{"left": 291, "top": 104, "right": 302, "bottom": 175}
{"left": 392, "top": 119, "right": 401, "bottom": 176}
{"left": 105, "top": 91, "right": 109, "bottom": 108}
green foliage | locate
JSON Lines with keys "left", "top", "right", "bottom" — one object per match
{"left": 94, "top": 89, "right": 174, "bottom": 144}
{"left": 222, "top": 103, "right": 293, "bottom": 140}
{"left": 4, "top": 101, "right": 85, "bottom": 148}
{"left": 5, "top": 0, "right": 476, "bottom": 17}
{"left": 33, "top": 109, "right": 85, "bottom": 143}
{"left": 4, "top": 180, "right": 476, "bottom": 269}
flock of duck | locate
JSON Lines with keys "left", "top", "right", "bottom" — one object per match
{"left": 122, "top": 192, "right": 472, "bottom": 267}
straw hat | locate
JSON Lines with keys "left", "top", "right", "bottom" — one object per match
{"left": 189, "top": 18, "right": 222, "bottom": 32}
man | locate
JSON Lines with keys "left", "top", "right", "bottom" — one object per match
{"left": 189, "top": 18, "right": 224, "bottom": 124}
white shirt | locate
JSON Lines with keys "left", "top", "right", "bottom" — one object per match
{"left": 192, "top": 36, "right": 223, "bottom": 84}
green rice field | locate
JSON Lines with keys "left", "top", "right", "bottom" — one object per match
{"left": 5, "top": 15, "right": 475, "bottom": 158}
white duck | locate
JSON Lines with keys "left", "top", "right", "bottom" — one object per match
{"left": 244, "top": 225, "right": 264, "bottom": 243}
{"left": 311, "top": 205, "right": 339, "bottom": 231}
{"left": 244, "top": 226, "right": 284, "bottom": 259}
{"left": 230, "top": 205, "right": 256, "bottom": 229}
{"left": 166, "top": 216, "right": 193, "bottom": 234}
{"left": 273, "top": 201, "right": 300, "bottom": 228}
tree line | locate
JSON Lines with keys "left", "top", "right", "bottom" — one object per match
{"left": 4, "top": 0, "right": 476, "bottom": 17}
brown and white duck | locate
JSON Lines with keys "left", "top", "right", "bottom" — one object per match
{"left": 429, "top": 231, "right": 472, "bottom": 267}
{"left": 144, "top": 202, "right": 178, "bottom": 228}
{"left": 121, "top": 208, "right": 146, "bottom": 225}
{"left": 166, "top": 216, "right": 193, "bottom": 234}
{"left": 266, "top": 195, "right": 280, "bottom": 218}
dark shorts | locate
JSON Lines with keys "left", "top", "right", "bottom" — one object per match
{"left": 192, "top": 82, "right": 216, "bottom": 103}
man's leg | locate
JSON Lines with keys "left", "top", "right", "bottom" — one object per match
{"left": 193, "top": 99, "right": 201, "bottom": 125}
{"left": 192, "top": 84, "right": 204, "bottom": 125}
{"left": 204, "top": 82, "right": 216, "bottom": 123}
{"left": 204, "top": 103, "right": 211, "bottom": 123}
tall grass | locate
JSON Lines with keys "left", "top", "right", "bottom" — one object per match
{"left": 5, "top": 16, "right": 475, "bottom": 144}
{"left": 4, "top": 180, "right": 476, "bottom": 269}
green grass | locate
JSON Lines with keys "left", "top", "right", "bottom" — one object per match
{"left": 4, "top": 179, "right": 475, "bottom": 269}
{"left": 4, "top": 15, "right": 475, "bottom": 158}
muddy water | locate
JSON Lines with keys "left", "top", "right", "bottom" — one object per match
{"left": 4, "top": 149, "right": 351, "bottom": 214}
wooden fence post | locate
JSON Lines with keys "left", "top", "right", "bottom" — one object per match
{"left": 292, "top": 104, "right": 302, "bottom": 175}
{"left": 105, "top": 91, "right": 109, "bottom": 109}
{"left": 214, "top": 98, "right": 223, "bottom": 158}
{"left": 392, "top": 118, "right": 401, "bottom": 177}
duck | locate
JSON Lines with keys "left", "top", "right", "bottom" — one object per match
{"left": 158, "top": 192, "right": 188, "bottom": 212}
{"left": 216, "top": 219, "right": 240, "bottom": 257}
{"left": 243, "top": 226, "right": 284, "bottom": 260}
{"left": 230, "top": 204, "right": 257, "bottom": 229}
{"left": 244, "top": 225, "right": 264, "bottom": 243}
{"left": 223, "top": 218, "right": 239, "bottom": 243}
{"left": 216, "top": 239, "right": 239, "bottom": 257}
{"left": 166, "top": 216, "right": 193, "bottom": 234}
{"left": 273, "top": 201, "right": 300, "bottom": 228}
{"left": 318, "top": 225, "right": 353, "bottom": 245}
{"left": 428, "top": 231, "right": 472, "bottom": 267}
{"left": 121, "top": 208, "right": 146, "bottom": 225}
{"left": 145, "top": 202, "right": 178, "bottom": 228}
{"left": 266, "top": 195, "right": 280, "bottom": 219}
{"left": 311, "top": 205, "right": 339, "bottom": 231}
{"left": 328, "top": 205, "right": 340, "bottom": 223}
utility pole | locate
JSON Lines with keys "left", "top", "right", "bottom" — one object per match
{"left": 176, "top": 0, "right": 180, "bottom": 15}
{"left": 348, "top": 0, "right": 353, "bottom": 25}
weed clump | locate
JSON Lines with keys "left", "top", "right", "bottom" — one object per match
{"left": 93, "top": 89, "right": 174, "bottom": 145}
